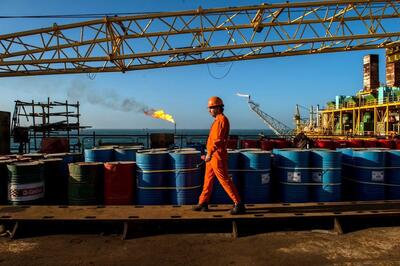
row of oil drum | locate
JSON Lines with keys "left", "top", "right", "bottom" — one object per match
{"left": 314, "top": 139, "right": 399, "bottom": 150}
{"left": 211, "top": 149, "right": 271, "bottom": 204}
{"left": 227, "top": 139, "right": 292, "bottom": 150}
{"left": 338, "top": 148, "right": 400, "bottom": 201}
{"left": 136, "top": 148, "right": 273, "bottom": 205}
{"left": 68, "top": 161, "right": 136, "bottom": 205}
{"left": 272, "top": 149, "right": 342, "bottom": 203}
{"left": 84, "top": 145, "right": 144, "bottom": 163}
{"left": 136, "top": 149, "right": 202, "bottom": 205}
{"left": 0, "top": 153, "right": 82, "bottom": 205}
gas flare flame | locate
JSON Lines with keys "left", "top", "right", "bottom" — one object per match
{"left": 144, "top": 109, "right": 175, "bottom": 124}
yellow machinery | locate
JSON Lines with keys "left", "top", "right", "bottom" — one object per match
{"left": 0, "top": 0, "right": 399, "bottom": 77}
{"left": 320, "top": 90, "right": 400, "bottom": 137}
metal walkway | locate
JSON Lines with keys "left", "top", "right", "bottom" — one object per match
{"left": 2, "top": 200, "right": 400, "bottom": 239}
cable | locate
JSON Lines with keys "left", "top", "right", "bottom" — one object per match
{"left": 87, "top": 73, "right": 96, "bottom": 80}
{"left": 206, "top": 61, "right": 234, "bottom": 80}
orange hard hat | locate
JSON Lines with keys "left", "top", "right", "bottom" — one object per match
{"left": 208, "top": 96, "right": 224, "bottom": 108}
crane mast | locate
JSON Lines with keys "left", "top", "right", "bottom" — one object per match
{"left": 0, "top": 0, "right": 399, "bottom": 77}
{"left": 237, "top": 93, "right": 293, "bottom": 136}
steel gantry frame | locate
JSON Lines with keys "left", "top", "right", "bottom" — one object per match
{"left": 0, "top": 0, "right": 400, "bottom": 77}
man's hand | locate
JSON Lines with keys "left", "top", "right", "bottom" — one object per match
{"left": 205, "top": 154, "right": 211, "bottom": 162}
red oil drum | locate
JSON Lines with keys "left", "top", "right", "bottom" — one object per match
{"left": 260, "top": 139, "right": 274, "bottom": 151}
{"left": 227, "top": 139, "right": 238, "bottom": 149}
{"left": 348, "top": 139, "right": 364, "bottom": 148}
{"left": 314, "top": 140, "right": 334, "bottom": 150}
{"left": 240, "top": 140, "right": 259, "bottom": 149}
{"left": 333, "top": 140, "right": 349, "bottom": 149}
{"left": 377, "top": 139, "right": 394, "bottom": 149}
{"left": 104, "top": 161, "right": 136, "bottom": 205}
{"left": 273, "top": 139, "right": 291, "bottom": 149}
{"left": 363, "top": 140, "right": 378, "bottom": 148}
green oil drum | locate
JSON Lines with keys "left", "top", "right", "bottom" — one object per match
{"left": 40, "top": 158, "right": 66, "bottom": 205}
{"left": 68, "top": 162, "right": 103, "bottom": 205}
{"left": 7, "top": 161, "right": 44, "bottom": 205}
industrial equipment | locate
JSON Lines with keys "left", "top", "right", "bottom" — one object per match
{"left": 236, "top": 93, "right": 293, "bottom": 136}
{"left": 0, "top": 1, "right": 399, "bottom": 77}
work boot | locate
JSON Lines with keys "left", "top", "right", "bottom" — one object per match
{"left": 192, "top": 203, "right": 209, "bottom": 212}
{"left": 230, "top": 203, "right": 246, "bottom": 215}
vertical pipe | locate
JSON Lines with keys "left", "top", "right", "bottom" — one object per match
{"left": 374, "top": 107, "right": 377, "bottom": 136}
{"left": 386, "top": 104, "right": 389, "bottom": 136}
{"left": 32, "top": 100, "right": 37, "bottom": 150}
{"left": 66, "top": 100, "right": 70, "bottom": 151}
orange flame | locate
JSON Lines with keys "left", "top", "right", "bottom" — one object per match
{"left": 144, "top": 109, "right": 175, "bottom": 124}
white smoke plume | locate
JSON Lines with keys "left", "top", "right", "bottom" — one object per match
{"left": 67, "top": 79, "right": 153, "bottom": 113}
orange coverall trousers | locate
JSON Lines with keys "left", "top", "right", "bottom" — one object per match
{"left": 198, "top": 156, "right": 241, "bottom": 205}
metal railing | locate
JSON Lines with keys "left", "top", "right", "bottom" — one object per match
{"left": 324, "top": 95, "right": 400, "bottom": 111}
{"left": 10, "top": 132, "right": 279, "bottom": 154}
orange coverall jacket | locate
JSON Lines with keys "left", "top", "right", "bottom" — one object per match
{"left": 198, "top": 113, "right": 241, "bottom": 204}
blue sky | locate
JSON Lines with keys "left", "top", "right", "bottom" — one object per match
{"left": 0, "top": 0, "right": 391, "bottom": 129}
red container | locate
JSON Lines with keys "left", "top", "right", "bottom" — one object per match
{"left": 377, "top": 139, "right": 394, "bottom": 149}
{"left": 260, "top": 139, "right": 274, "bottom": 151}
{"left": 333, "top": 140, "right": 349, "bottom": 149}
{"left": 227, "top": 139, "right": 238, "bottom": 149}
{"left": 363, "top": 140, "right": 378, "bottom": 148}
{"left": 240, "top": 139, "right": 260, "bottom": 149}
{"left": 104, "top": 162, "right": 135, "bottom": 205}
{"left": 395, "top": 140, "right": 400, "bottom": 149}
{"left": 348, "top": 139, "right": 364, "bottom": 148}
{"left": 314, "top": 140, "right": 334, "bottom": 150}
{"left": 273, "top": 139, "right": 292, "bottom": 149}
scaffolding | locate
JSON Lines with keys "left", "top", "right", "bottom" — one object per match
{"left": 11, "top": 98, "right": 88, "bottom": 151}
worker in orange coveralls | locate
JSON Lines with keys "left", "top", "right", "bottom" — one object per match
{"left": 193, "top": 96, "right": 246, "bottom": 215}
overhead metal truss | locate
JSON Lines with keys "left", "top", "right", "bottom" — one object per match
{"left": 0, "top": 0, "right": 400, "bottom": 77}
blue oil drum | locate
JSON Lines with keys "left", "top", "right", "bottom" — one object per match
{"left": 136, "top": 150, "right": 170, "bottom": 205}
{"left": 352, "top": 149, "right": 385, "bottom": 200}
{"left": 310, "top": 150, "right": 342, "bottom": 202}
{"left": 385, "top": 150, "right": 400, "bottom": 199}
{"left": 114, "top": 146, "right": 143, "bottom": 161}
{"left": 186, "top": 143, "right": 206, "bottom": 155}
{"left": 239, "top": 150, "right": 271, "bottom": 203}
{"left": 169, "top": 150, "right": 202, "bottom": 205}
{"left": 336, "top": 148, "right": 355, "bottom": 200}
{"left": 84, "top": 148, "right": 114, "bottom": 163}
{"left": 274, "top": 149, "right": 310, "bottom": 203}
{"left": 210, "top": 150, "right": 240, "bottom": 204}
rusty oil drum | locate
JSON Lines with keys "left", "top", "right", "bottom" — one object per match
{"left": 104, "top": 161, "right": 136, "bottom": 205}
{"left": 68, "top": 162, "right": 104, "bottom": 205}
{"left": 7, "top": 161, "right": 45, "bottom": 205}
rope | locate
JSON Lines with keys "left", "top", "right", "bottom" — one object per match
{"left": 279, "top": 181, "right": 341, "bottom": 186}
{"left": 277, "top": 166, "right": 341, "bottom": 170}
{"left": 137, "top": 167, "right": 200, "bottom": 174}
{"left": 342, "top": 163, "right": 400, "bottom": 170}
{"left": 343, "top": 176, "right": 400, "bottom": 187}
{"left": 229, "top": 169, "right": 271, "bottom": 172}
{"left": 137, "top": 167, "right": 272, "bottom": 173}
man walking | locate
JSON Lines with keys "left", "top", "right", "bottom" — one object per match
{"left": 193, "top": 96, "right": 245, "bottom": 215}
